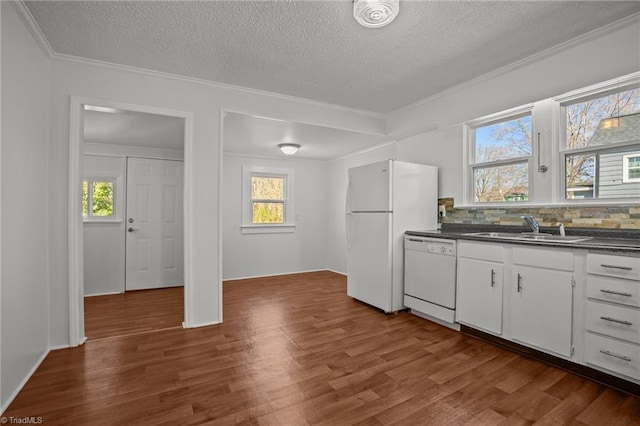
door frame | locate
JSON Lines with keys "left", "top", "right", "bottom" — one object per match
{"left": 69, "top": 96, "right": 194, "bottom": 346}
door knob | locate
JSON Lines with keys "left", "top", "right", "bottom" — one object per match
{"left": 128, "top": 218, "right": 135, "bottom": 223}
{"left": 128, "top": 227, "right": 138, "bottom": 233}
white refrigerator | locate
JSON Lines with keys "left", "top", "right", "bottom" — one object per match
{"left": 346, "top": 160, "right": 438, "bottom": 313}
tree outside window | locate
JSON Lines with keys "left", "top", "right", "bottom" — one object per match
{"left": 251, "top": 175, "right": 285, "bottom": 224}
{"left": 471, "top": 114, "right": 532, "bottom": 203}
{"left": 563, "top": 87, "right": 640, "bottom": 199}
{"left": 82, "top": 180, "right": 115, "bottom": 218}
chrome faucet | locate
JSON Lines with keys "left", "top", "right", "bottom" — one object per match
{"left": 521, "top": 215, "right": 540, "bottom": 233}
{"left": 556, "top": 222, "right": 566, "bottom": 237}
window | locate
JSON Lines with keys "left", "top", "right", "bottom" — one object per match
{"left": 82, "top": 179, "right": 116, "bottom": 219}
{"left": 561, "top": 85, "right": 640, "bottom": 200}
{"left": 251, "top": 175, "right": 285, "bottom": 224}
{"left": 242, "top": 165, "right": 295, "bottom": 233}
{"left": 623, "top": 153, "right": 640, "bottom": 183}
{"left": 466, "top": 108, "right": 532, "bottom": 203}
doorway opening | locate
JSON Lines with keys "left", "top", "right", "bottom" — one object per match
{"left": 69, "top": 98, "right": 194, "bottom": 345}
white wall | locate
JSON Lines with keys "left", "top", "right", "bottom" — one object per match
{"left": 222, "top": 153, "right": 327, "bottom": 280}
{"left": 82, "top": 154, "right": 125, "bottom": 296}
{"left": 1, "top": 2, "right": 50, "bottom": 411}
{"left": 389, "top": 17, "right": 640, "bottom": 203}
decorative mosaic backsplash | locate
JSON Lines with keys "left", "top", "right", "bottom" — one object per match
{"left": 438, "top": 198, "right": 640, "bottom": 229}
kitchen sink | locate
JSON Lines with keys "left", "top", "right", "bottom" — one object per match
{"left": 462, "top": 232, "right": 592, "bottom": 243}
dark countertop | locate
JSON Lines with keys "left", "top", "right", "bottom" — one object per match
{"left": 406, "top": 223, "right": 640, "bottom": 254}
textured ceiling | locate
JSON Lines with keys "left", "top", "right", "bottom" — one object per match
{"left": 26, "top": 1, "right": 640, "bottom": 114}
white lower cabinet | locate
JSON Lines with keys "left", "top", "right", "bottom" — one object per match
{"left": 585, "top": 251, "right": 640, "bottom": 382}
{"left": 457, "top": 257, "right": 503, "bottom": 334}
{"left": 511, "top": 265, "right": 573, "bottom": 357}
{"left": 585, "top": 333, "right": 640, "bottom": 380}
{"left": 455, "top": 240, "right": 640, "bottom": 388}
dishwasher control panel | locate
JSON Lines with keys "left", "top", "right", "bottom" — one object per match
{"left": 405, "top": 236, "right": 456, "bottom": 256}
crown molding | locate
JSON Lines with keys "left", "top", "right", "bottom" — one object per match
{"left": 10, "top": 1, "right": 54, "bottom": 57}
{"left": 390, "top": 11, "right": 640, "bottom": 117}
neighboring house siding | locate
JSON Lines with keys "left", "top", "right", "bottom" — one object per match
{"left": 599, "top": 151, "right": 640, "bottom": 198}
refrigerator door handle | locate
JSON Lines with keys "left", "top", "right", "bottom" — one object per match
{"left": 345, "top": 212, "right": 352, "bottom": 250}
{"left": 345, "top": 174, "right": 351, "bottom": 213}
{"left": 345, "top": 175, "right": 352, "bottom": 250}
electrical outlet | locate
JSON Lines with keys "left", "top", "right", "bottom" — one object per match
{"left": 438, "top": 205, "right": 446, "bottom": 217}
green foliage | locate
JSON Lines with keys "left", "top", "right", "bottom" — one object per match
{"left": 253, "top": 202, "right": 284, "bottom": 224}
{"left": 82, "top": 180, "right": 89, "bottom": 216}
{"left": 251, "top": 176, "right": 284, "bottom": 200}
{"left": 251, "top": 175, "right": 285, "bottom": 223}
{"left": 82, "top": 180, "right": 114, "bottom": 217}
{"left": 92, "top": 182, "right": 114, "bottom": 216}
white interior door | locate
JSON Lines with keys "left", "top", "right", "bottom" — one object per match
{"left": 126, "top": 157, "right": 184, "bottom": 291}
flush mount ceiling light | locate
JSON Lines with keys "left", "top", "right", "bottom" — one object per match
{"left": 83, "top": 105, "right": 121, "bottom": 113}
{"left": 278, "top": 143, "right": 301, "bottom": 155}
{"left": 353, "top": 0, "right": 399, "bottom": 28}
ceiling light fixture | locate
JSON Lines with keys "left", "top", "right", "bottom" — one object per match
{"left": 278, "top": 143, "right": 301, "bottom": 155}
{"left": 83, "top": 105, "right": 121, "bottom": 114}
{"left": 353, "top": 0, "right": 399, "bottom": 29}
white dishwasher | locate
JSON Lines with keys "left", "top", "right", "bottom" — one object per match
{"left": 404, "top": 235, "right": 458, "bottom": 329}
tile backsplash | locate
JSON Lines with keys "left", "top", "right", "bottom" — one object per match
{"left": 438, "top": 198, "right": 640, "bottom": 229}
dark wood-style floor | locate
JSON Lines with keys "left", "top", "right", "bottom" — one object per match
{"left": 5, "top": 271, "right": 640, "bottom": 425}
{"left": 84, "top": 286, "right": 184, "bottom": 340}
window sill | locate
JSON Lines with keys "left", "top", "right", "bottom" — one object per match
{"left": 83, "top": 219, "right": 122, "bottom": 225}
{"left": 241, "top": 224, "right": 296, "bottom": 234}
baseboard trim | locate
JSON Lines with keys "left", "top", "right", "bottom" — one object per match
{"left": 222, "top": 269, "right": 332, "bottom": 282}
{"left": 326, "top": 269, "right": 346, "bottom": 276}
{"left": 461, "top": 325, "right": 640, "bottom": 397}
{"left": 0, "top": 349, "right": 49, "bottom": 414}
{"left": 84, "top": 291, "right": 123, "bottom": 298}
{"left": 184, "top": 320, "right": 222, "bottom": 329}
{"left": 49, "top": 344, "right": 71, "bottom": 351}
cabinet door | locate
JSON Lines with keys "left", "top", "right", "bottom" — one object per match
{"left": 457, "top": 257, "right": 503, "bottom": 334}
{"left": 511, "top": 266, "right": 573, "bottom": 357}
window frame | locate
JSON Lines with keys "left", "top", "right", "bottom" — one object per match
{"left": 82, "top": 176, "right": 121, "bottom": 222}
{"left": 463, "top": 104, "right": 534, "bottom": 206}
{"left": 241, "top": 165, "right": 295, "bottom": 234}
{"left": 555, "top": 75, "right": 640, "bottom": 203}
{"left": 622, "top": 152, "right": 640, "bottom": 183}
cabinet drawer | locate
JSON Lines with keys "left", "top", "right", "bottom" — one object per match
{"left": 587, "top": 275, "right": 640, "bottom": 308}
{"left": 458, "top": 241, "right": 503, "bottom": 263}
{"left": 587, "top": 253, "right": 640, "bottom": 281}
{"left": 512, "top": 246, "right": 573, "bottom": 271}
{"left": 585, "top": 332, "right": 640, "bottom": 380}
{"left": 586, "top": 301, "right": 640, "bottom": 344}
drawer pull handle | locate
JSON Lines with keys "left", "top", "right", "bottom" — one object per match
{"left": 599, "top": 350, "right": 632, "bottom": 362}
{"left": 516, "top": 273, "right": 522, "bottom": 293}
{"left": 490, "top": 269, "right": 495, "bottom": 287}
{"left": 600, "top": 316, "right": 633, "bottom": 326}
{"left": 600, "top": 289, "right": 633, "bottom": 298}
{"left": 600, "top": 264, "right": 633, "bottom": 271}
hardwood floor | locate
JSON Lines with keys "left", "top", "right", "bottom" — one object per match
{"left": 5, "top": 271, "right": 640, "bottom": 425}
{"left": 84, "top": 286, "right": 184, "bottom": 340}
